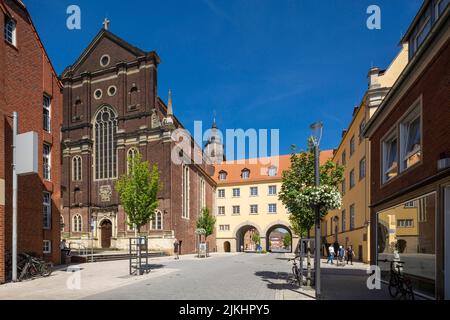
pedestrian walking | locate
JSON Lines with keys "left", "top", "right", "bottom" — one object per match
{"left": 346, "top": 245, "right": 354, "bottom": 265}
{"left": 337, "top": 245, "right": 345, "bottom": 266}
{"left": 327, "top": 244, "right": 335, "bottom": 264}
{"left": 173, "top": 238, "right": 180, "bottom": 260}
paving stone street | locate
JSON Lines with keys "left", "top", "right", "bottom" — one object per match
{"left": 0, "top": 252, "right": 393, "bottom": 300}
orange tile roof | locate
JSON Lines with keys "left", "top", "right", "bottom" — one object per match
{"left": 213, "top": 150, "right": 334, "bottom": 185}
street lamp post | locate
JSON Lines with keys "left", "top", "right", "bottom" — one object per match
{"left": 310, "top": 121, "right": 323, "bottom": 299}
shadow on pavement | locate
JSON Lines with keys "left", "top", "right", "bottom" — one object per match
{"left": 254, "top": 271, "right": 316, "bottom": 300}
{"left": 141, "top": 264, "right": 165, "bottom": 270}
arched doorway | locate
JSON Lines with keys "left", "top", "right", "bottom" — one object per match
{"left": 224, "top": 241, "right": 231, "bottom": 253}
{"left": 266, "top": 224, "right": 292, "bottom": 253}
{"left": 100, "top": 219, "right": 112, "bottom": 248}
{"left": 236, "top": 225, "right": 260, "bottom": 252}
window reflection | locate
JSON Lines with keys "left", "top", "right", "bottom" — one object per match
{"left": 377, "top": 193, "right": 436, "bottom": 297}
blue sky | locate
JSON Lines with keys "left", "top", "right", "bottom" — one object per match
{"left": 27, "top": 0, "right": 423, "bottom": 158}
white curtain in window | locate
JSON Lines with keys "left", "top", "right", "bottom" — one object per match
{"left": 405, "top": 117, "right": 420, "bottom": 158}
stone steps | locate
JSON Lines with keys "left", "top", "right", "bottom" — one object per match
{"left": 71, "top": 251, "right": 165, "bottom": 263}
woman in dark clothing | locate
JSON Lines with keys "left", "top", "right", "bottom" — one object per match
{"left": 346, "top": 246, "right": 354, "bottom": 265}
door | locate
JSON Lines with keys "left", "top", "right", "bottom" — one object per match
{"left": 224, "top": 241, "right": 231, "bottom": 253}
{"left": 445, "top": 187, "right": 450, "bottom": 299}
{"left": 101, "top": 220, "right": 112, "bottom": 248}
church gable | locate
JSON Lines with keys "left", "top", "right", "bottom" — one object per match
{"left": 63, "top": 30, "right": 147, "bottom": 78}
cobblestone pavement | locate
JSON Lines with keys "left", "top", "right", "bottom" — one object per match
{"left": 85, "top": 252, "right": 315, "bottom": 300}
{"left": 0, "top": 252, "right": 397, "bottom": 300}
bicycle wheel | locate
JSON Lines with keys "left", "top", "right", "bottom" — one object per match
{"left": 292, "top": 266, "right": 300, "bottom": 285}
{"left": 40, "top": 263, "right": 53, "bottom": 277}
{"left": 388, "top": 276, "right": 400, "bottom": 298}
{"left": 19, "top": 263, "right": 30, "bottom": 281}
{"left": 400, "top": 280, "right": 415, "bottom": 300}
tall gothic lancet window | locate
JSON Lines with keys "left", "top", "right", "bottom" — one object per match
{"left": 94, "top": 106, "right": 118, "bottom": 180}
{"left": 127, "top": 147, "right": 139, "bottom": 174}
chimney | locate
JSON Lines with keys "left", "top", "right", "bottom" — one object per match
{"left": 368, "top": 67, "right": 381, "bottom": 89}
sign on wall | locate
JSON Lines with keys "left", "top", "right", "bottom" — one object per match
{"left": 16, "top": 131, "right": 38, "bottom": 175}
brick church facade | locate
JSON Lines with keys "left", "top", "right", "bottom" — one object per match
{"left": 0, "top": 0, "right": 62, "bottom": 283}
{"left": 60, "top": 26, "right": 217, "bottom": 254}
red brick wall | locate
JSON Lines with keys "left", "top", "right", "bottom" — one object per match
{"left": 370, "top": 39, "right": 450, "bottom": 205}
{"left": 0, "top": 0, "right": 62, "bottom": 283}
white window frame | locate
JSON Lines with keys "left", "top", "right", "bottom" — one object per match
{"left": 73, "top": 214, "right": 82, "bottom": 232}
{"left": 43, "top": 143, "right": 51, "bottom": 181}
{"left": 241, "top": 169, "right": 250, "bottom": 179}
{"left": 232, "top": 188, "right": 240, "bottom": 197}
{"left": 250, "top": 204, "right": 258, "bottom": 214}
{"left": 268, "top": 203, "right": 277, "bottom": 214}
{"left": 43, "top": 95, "right": 51, "bottom": 133}
{"left": 4, "top": 16, "right": 16, "bottom": 46}
{"left": 43, "top": 240, "right": 51, "bottom": 254}
{"left": 399, "top": 102, "right": 422, "bottom": 173}
{"left": 250, "top": 186, "right": 258, "bottom": 197}
{"left": 218, "top": 171, "right": 227, "bottom": 180}
{"left": 151, "top": 211, "right": 163, "bottom": 230}
{"left": 218, "top": 206, "right": 225, "bottom": 215}
{"left": 268, "top": 185, "right": 277, "bottom": 196}
{"left": 43, "top": 192, "right": 51, "bottom": 229}
{"left": 232, "top": 205, "right": 240, "bottom": 215}
{"left": 218, "top": 189, "right": 225, "bottom": 198}
{"left": 382, "top": 130, "right": 398, "bottom": 184}
{"left": 268, "top": 166, "right": 277, "bottom": 176}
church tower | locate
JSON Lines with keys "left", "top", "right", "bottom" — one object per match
{"left": 204, "top": 117, "right": 225, "bottom": 164}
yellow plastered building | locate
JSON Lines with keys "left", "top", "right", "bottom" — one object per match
{"left": 213, "top": 153, "right": 333, "bottom": 253}
{"left": 323, "top": 44, "right": 409, "bottom": 263}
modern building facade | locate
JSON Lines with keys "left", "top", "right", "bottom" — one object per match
{"left": 323, "top": 45, "right": 408, "bottom": 263}
{"left": 364, "top": 0, "right": 449, "bottom": 299}
{"left": 60, "top": 26, "right": 216, "bottom": 254}
{"left": 214, "top": 152, "right": 332, "bottom": 253}
{"left": 0, "top": 0, "right": 62, "bottom": 283}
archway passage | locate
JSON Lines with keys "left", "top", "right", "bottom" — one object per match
{"left": 236, "top": 225, "right": 259, "bottom": 252}
{"left": 266, "top": 225, "right": 292, "bottom": 253}
{"left": 100, "top": 219, "right": 112, "bottom": 248}
{"left": 224, "top": 241, "right": 231, "bottom": 253}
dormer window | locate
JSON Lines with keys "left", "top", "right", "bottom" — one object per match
{"left": 241, "top": 169, "right": 250, "bottom": 179}
{"left": 268, "top": 166, "right": 277, "bottom": 177}
{"left": 4, "top": 16, "right": 16, "bottom": 46}
{"left": 218, "top": 171, "right": 227, "bottom": 181}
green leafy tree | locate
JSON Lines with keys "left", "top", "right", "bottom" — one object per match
{"left": 279, "top": 142, "right": 344, "bottom": 286}
{"left": 283, "top": 233, "right": 292, "bottom": 249}
{"left": 196, "top": 207, "right": 216, "bottom": 241}
{"left": 115, "top": 153, "right": 161, "bottom": 233}
{"left": 279, "top": 142, "right": 344, "bottom": 236}
{"left": 252, "top": 232, "right": 261, "bottom": 245}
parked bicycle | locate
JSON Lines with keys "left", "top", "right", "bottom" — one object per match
{"left": 378, "top": 259, "right": 415, "bottom": 300}
{"left": 18, "top": 253, "right": 53, "bottom": 281}
{"left": 288, "top": 255, "right": 301, "bottom": 285}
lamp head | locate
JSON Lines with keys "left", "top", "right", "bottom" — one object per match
{"left": 310, "top": 121, "right": 323, "bottom": 147}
